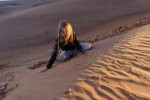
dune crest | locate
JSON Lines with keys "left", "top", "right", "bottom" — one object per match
{"left": 59, "top": 25, "right": 150, "bottom": 100}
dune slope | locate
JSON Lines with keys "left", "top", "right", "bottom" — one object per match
{"left": 1, "top": 0, "right": 150, "bottom": 100}
{"left": 59, "top": 25, "right": 150, "bottom": 100}
{"left": 1, "top": 0, "right": 150, "bottom": 66}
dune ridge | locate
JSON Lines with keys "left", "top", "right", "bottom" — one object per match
{"left": 85, "top": 16, "right": 150, "bottom": 43}
{"left": 59, "top": 25, "right": 150, "bottom": 100}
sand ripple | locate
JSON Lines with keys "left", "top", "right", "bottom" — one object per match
{"left": 59, "top": 25, "right": 150, "bottom": 100}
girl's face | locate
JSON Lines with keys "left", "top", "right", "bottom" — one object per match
{"left": 59, "top": 28, "right": 71, "bottom": 41}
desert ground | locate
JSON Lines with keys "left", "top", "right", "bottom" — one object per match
{"left": 0, "top": 0, "right": 150, "bottom": 100}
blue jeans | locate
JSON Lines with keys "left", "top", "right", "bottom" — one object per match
{"left": 58, "top": 43, "right": 91, "bottom": 62}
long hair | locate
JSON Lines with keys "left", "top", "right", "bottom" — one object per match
{"left": 58, "top": 20, "right": 73, "bottom": 40}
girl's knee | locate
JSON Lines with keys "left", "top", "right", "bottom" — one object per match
{"left": 87, "top": 43, "right": 92, "bottom": 49}
{"left": 81, "top": 43, "right": 92, "bottom": 51}
{"left": 58, "top": 55, "right": 68, "bottom": 62}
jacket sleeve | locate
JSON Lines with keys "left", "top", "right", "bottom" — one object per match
{"left": 46, "top": 39, "right": 59, "bottom": 69}
{"left": 74, "top": 34, "right": 82, "bottom": 51}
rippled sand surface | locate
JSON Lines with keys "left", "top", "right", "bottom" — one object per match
{"left": 60, "top": 25, "right": 150, "bottom": 100}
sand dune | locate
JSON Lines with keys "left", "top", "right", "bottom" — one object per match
{"left": 1, "top": 0, "right": 150, "bottom": 65}
{"left": 3, "top": 27, "right": 129, "bottom": 100}
{"left": 1, "top": 0, "right": 150, "bottom": 100}
{"left": 3, "top": 24, "right": 150, "bottom": 100}
{"left": 0, "top": 0, "right": 60, "bottom": 18}
{"left": 59, "top": 25, "right": 150, "bottom": 100}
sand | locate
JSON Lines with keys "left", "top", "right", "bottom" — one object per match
{"left": 0, "top": 0, "right": 150, "bottom": 100}
{"left": 59, "top": 25, "right": 150, "bottom": 100}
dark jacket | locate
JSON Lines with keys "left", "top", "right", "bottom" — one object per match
{"left": 46, "top": 33, "right": 82, "bottom": 69}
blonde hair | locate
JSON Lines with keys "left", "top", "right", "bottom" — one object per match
{"left": 58, "top": 20, "right": 73, "bottom": 38}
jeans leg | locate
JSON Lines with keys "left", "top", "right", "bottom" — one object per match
{"left": 58, "top": 50, "right": 77, "bottom": 62}
{"left": 80, "top": 43, "right": 91, "bottom": 52}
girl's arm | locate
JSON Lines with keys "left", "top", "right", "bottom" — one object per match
{"left": 74, "top": 34, "right": 83, "bottom": 51}
{"left": 46, "top": 39, "right": 59, "bottom": 69}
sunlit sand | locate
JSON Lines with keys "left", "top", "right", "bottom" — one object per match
{"left": 0, "top": 0, "right": 150, "bottom": 100}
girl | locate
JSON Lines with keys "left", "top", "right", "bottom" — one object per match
{"left": 46, "top": 20, "right": 91, "bottom": 69}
